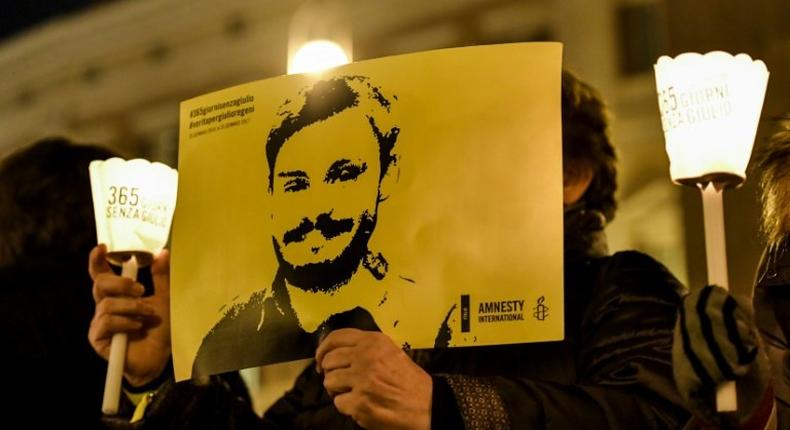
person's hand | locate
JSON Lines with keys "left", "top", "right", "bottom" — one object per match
{"left": 316, "top": 328, "right": 432, "bottom": 430}
{"left": 88, "top": 244, "right": 172, "bottom": 387}
{"left": 673, "top": 285, "right": 773, "bottom": 427}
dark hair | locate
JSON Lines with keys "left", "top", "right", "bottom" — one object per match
{"left": 561, "top": 70, "right": 618, "bottom": 222}
{"left": 265, "top": 76, "right": 400, "bottom": 191}
{"left": 0, "top": 137, "right": 118, "bottom": 267}
{"left": 756, "top": 115, "right": 790, "bottom": 245}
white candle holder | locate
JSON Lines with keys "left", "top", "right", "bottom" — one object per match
{"left": 89, "top": 157, "right": 178, "bottom": 414}
{"left": 655, "top": 51, "right": 769, "bottom": 412}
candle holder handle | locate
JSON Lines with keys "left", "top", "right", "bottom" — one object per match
{"left": 101, "top": 255, "right": 139, "bottom": 415}
{"left": 699, "top": 183, "right": 737, "bottom": 412}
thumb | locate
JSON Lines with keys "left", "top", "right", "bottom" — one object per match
{"left": 88, "top": 244, "right": 112, "bottom": 280}
{"left": 151, "top": 249, "right": 170, "bottom": 298}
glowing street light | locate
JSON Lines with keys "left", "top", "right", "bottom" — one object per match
{"left": 287, "top": 0, "right": 352, "bottom": 75}
{"left": 89, "top": 157, "right": 178, "bottom": 414}
{"left": 289, "top": 39, "right": 351, "bottom": 74}
{"left": 655, "top": 51, "right": 769, "bottom": 412}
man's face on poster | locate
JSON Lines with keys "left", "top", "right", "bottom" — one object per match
{"left": 271, "top": 109, "right": 382, "bottom": 286}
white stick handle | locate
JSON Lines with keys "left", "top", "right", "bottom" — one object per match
{"left": 101, "top": 255, "right": 138, "bottom": 415}
{"left": 700, "top": 184, "right": 737, "bottom": 412}
{"left": 701, "top": 184, "right": 729, "bottom": 289}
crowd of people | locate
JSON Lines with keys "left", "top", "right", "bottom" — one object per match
{"left": 2, "top": 70, "right": 787, "bottom": 429}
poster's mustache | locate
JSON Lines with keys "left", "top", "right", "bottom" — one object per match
{"left": 283, "top": 213, "right": 354, "bottom": 245}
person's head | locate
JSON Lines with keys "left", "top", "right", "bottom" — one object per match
{"left": 757, "top": 115, "right": 790, "bottom": 246}
{"left": 265, "top": 76, "right": 399, "bottom": 292}
{"left": 560, "top": 70, "right": 618, "bottom": 222}
{"left": 0, "top": 137, "right": 117, "bottom": 268}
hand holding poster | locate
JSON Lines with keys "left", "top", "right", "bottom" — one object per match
{"left": 173, "top": 42, "right": 563, "bottom": 380}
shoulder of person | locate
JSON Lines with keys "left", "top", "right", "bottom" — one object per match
{"left": 592, "top": 250, "right": 688, "bottom": 303}
{"left": 578, "top": 251, "right": 686, "bottom": 356}
{"left": 606, "top": 249, "right": 668, "bottom": 269}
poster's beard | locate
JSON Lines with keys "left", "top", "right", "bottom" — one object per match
{"left": 273, "top": 211, "right": 377, "bottom": 293}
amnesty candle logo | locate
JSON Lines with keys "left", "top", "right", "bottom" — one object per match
{"left": 478, "top": 299, "right": 526, "bottom": 323}
{"left": 533, "top": 296, "right": 549, "bottom": 321}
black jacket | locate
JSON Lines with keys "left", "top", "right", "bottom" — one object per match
{"left": 110, "top": 209, "right": 691, "bottom": 429}
{"left": 753, "top": 239, "right": 790, "bottom": 427}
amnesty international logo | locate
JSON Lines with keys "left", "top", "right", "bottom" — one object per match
{"left": 477, "top": 299, "right": 526, "bottom": 323}
{"left": 533, "top": 296, "right": 549, "bottom": 321}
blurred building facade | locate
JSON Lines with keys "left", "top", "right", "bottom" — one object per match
{"left": 0, "top": 0, "right": 689, "bottom": 273}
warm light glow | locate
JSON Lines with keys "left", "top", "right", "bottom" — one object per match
{"left": 288, "top": 39, "right": 350, "bottom": 74}
{"left": 89, "top": 158, "right": 178, "bottom": 264}
{"left": 654, "top": 51, "right": 769, "bottom": 185}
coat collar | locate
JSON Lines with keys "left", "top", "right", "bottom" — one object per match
{"left": 564, "top": 205, "right": 609, "bottom": 262}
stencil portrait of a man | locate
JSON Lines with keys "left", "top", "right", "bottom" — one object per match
{"left": 193, "top": 75, "right": 450, "bottom": 376}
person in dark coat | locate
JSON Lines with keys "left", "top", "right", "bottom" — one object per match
{"left": 0, "top": 138, "right": 255, "bottom": 429}
{"left": 752, "top": 115, "right": 790, "bottom": 428}
{"left": 89, "top": 71, "right": 692, "bottom": 429}
{"left": 0, "top": 138, "right": 118, "bottom": 428}
{"left": 265, "top": 70, "right": 690, "bottom": 429}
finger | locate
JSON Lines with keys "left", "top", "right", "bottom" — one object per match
{"left": 97, "top": 297, "right": 156, "bottom": 318}
{"left": 333, "top": 391, "right": 358, "bottom": 419}
{"left": 316, "top": 328, "right": 364, "bottom": 372}
{"left": 89, "top": 244, "right": 112, "bottom": 280}
{"left": 323, "top": 367, "right": 356, "bottom": 396}
{"left": 320, "top": 347, "right": 354, "bottom": 373}
{"left": 334, "top": 392, "right": 377, "bottom": 429}
{"left": 90, "top": 313, "right": 144, "bottom": 343}
{"left": 93, "top": 273, "right": 145, "bottom": 302}
{"left": 151, "top": 249, "right": 170, "bottom": 299}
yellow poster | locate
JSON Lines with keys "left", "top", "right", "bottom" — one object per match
{"left": 172, "top": 42, "right": 564, "bottom": 381}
